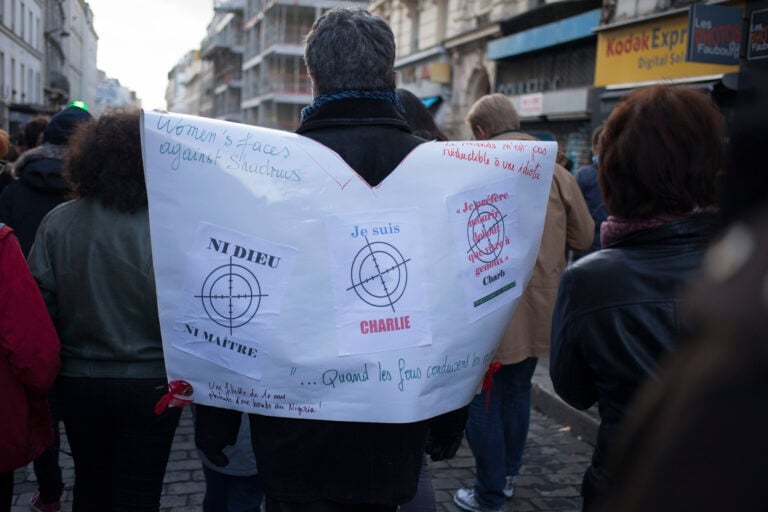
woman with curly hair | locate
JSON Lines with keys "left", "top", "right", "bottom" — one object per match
{"left": 27, "top": 109, "right": 181, "bottom": 512}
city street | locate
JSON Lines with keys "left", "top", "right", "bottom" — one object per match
{"left": 11, "top": 407, "right": 592, "bottom": 512}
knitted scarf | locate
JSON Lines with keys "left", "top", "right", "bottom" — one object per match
{"left": 600, "top": 207, "right": 718, "bottom": 248}
{"left": 300, "top": 89, "right": 403, "bottom": 122}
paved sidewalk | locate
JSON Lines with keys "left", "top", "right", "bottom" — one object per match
{"left": 12, "top": 361, "right": 595, "bottom": 512}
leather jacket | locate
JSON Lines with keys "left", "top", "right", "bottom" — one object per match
{"left": 549, "top": 213, "right": 719, "bottom": 500}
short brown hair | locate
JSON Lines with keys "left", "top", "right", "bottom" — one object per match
{"left": 599, "top": 85, "right": 724, "bottom": 218}
{"left": 466, "top": 93, "right": 519, "bottom": 138}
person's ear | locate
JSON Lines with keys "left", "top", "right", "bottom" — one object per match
{"left": 473, "top": 125, "right": 488, "bottom": 140}
{"left": 309, "top": 74, "right": 318, "bottom": 97}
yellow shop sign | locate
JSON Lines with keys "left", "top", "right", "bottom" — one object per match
{"left": 595, "top": 12, "right": 740, "bottom": 86}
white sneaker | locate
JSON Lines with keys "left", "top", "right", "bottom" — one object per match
{"left": 503, "top": 476, "right": 516, "bottom": 499}
{"left": 453, "top": 487, "right": 503, "bottom": 512}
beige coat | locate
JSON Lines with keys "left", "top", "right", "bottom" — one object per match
{"left": 491, "top": 133, "right": 594, "bottom": 365}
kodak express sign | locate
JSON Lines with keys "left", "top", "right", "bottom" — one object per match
{"left": 595, "top": 11, "right": 739, "bottom": 86}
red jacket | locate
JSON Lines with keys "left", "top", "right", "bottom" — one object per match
{"left": 0, "top": 224, "right": 60, "bottom": 472}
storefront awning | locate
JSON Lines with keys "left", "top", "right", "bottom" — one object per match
{"left": 420, "top": 96, "right": 443, "bottom": 108}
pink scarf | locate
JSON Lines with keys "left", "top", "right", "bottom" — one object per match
{"left": 600, "top": 216, "right": 670, "bottom": 248}
{"left": 600, "top": 208, "right": 718, "bottom": 248}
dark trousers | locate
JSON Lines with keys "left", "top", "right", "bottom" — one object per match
{"left": 265, "top": 498, "right": 396, "bottom": 512}
{"left": 0, "top": 471, "right": 12, "bottom": 512}
{"left": 58, "top": 376, "right": 181, "bottom": 512}
{"left": 33, "top": 384, "right": 64, "bottom": 504}
{"left": 202, "top": 466, "right": 263, "bottom": 512}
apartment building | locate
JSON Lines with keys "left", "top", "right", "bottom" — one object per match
{"left": 240, "top": 0, "right": 366, "bottom": 131}
{"left": 201, "top": 0, "right": 245, "bottom": 122}
{"left": 167, "top": 49, "right": 210, "bottom": 116}
{"left": 93, "top": 70, "right": 139, "bottom": 117}
{"left": 0, "top": 0, "right": 45, "bottom": 132}
{"left": 372, "top": 0, "right": 601, "bottom": 165}
{"left": 59, "top": 0, "right": 97, "bottom": 109}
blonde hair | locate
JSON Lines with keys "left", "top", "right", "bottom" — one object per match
{"left": 466, "top": 93, "right": 520, "bottom": 138}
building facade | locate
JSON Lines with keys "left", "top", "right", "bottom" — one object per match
{"left": 93, "top": 70, "right": 140, "bottom": 117}
{"left": 371, "top": 0, "right": 602, "bottom": 165}
{"left": 591, "top": 0, "right": 744, "bottom": 128}
{"left": 240, "top": 0, "right": 366, "bottom": 131}
{"left": 62, "top": 0, "right": 97, "bottom": 109}
{"left": 201, "top": 0, "right": 245, "bottom": 122}
{"left": 0, "top": 0, "right": 45, "bottom": 133}
{"left": 167, "top": 49, "right": 210, "bottom": 116}
{"left": 488, "top": 0, "right": 600, "bottom": 167}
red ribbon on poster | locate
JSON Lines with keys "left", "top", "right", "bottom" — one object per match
{"left": 154, "top": 380, "right": 194, "bottom": 415}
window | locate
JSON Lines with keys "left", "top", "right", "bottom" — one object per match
{"left": 10, "top": 57, "right": 15, "bottom": 100}
{"left": 19, "top": 2, "right": 23, "bottom": 39}
{"left": 0, "top": 52, "right": 4, "bottom": 97}
{"left": 409, "top": 1, "right": 420, "bottom": 54}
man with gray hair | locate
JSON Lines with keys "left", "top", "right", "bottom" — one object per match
{"left": 455, "top": 93, "right": 592, "bottom": 512}
{"left": 194, "top": 8, "right": 468, "bottom": 512}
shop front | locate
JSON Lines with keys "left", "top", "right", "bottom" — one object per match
{"left": 591, "top": 5, "right": 742, "bottom": 126}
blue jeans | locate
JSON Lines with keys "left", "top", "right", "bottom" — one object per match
{"left": 202, "top": 466, "right": 264, "bottom": 512}
{"left": 465, "top": 357, "right": 538, "bottom": 508}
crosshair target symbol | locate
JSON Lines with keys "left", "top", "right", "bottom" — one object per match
{"left": 346, "top": 237, "right": 411, "bottom": 312}
{"left": 195, "top": 257, "right": 268, "bottom": 334}
{"left": 467, "top": 204, "right": 506, "bottom": 263}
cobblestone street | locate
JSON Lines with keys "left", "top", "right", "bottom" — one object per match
{"left": 12, "top": 406, "right": 592, "bottom": 512}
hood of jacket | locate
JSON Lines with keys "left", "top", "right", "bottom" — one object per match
{"left": 13, "top": 143, "right": 69, "bottom": 192}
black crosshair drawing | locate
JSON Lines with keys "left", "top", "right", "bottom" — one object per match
{"left": 195, "top": 257, "right": 268, "bottom": 334}
{"left": 346, "top": 236, "right": 411, "bottom": 312}
{"left": 467, "top": 203, "right": 507, "bottom": 263}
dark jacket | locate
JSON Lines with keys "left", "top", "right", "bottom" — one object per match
{"left": 0, "top": 144, "right": 69, "bottom": 256}
{"left": 196, "top": 98, "right": 468, "bottom": 506}
{"left": 0, "top": 105, "right": 91, "bottom": 256}
{"left": 573, "top": 164, "right": 607, "bottom": 259}
{"left": 0, "top": 161, "right": 12, "bottom": 194}
{"left": 0, "top": 224, "right": 60, "bottom": 472}
{"left": 598, "top": 207, "right": 768, "bottom": 512}
{"left": 549, "top": 214, "right": 718, "bottom": 503}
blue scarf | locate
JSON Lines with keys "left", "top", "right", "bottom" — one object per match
{"left": 300, "top": 89, "right": 403, "bottom": 122}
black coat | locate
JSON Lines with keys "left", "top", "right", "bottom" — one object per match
{"left": 549, "top": 214, "right": 719, "bottom": 503}
{"left": 598, "top": 207, "right": 768, "bottom": 512}
{"left": 196, "top": 98, "right": 468, "bottom": 506}
{"left": 573, "top": 164, "right": 607, "bottom": 260}
{"left": 0, "top": 144, "right": 69, "bottom": 256}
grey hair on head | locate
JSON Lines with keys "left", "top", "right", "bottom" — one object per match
{"left": 303, "top": 7, "right": 396, "bottom": 94}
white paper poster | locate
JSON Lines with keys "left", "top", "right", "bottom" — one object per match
{"left": 326, "top": 208, "right": 431, "bottom": 356}
{"left": 172, "top": 223, "right": 297, "bottom": 380}
{"left": 140, "top": 111, "right": 556, "bottom": 423}
{"left": 447, "top": 184, "right": 523, "bottom": 322}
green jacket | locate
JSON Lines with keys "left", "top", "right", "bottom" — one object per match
{"left": 28, "top": 198, "right": 167, "bottom": 378}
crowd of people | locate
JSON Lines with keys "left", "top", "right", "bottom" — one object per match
{"left": 0, "top": 6, "right": 763, "bottom": 512}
